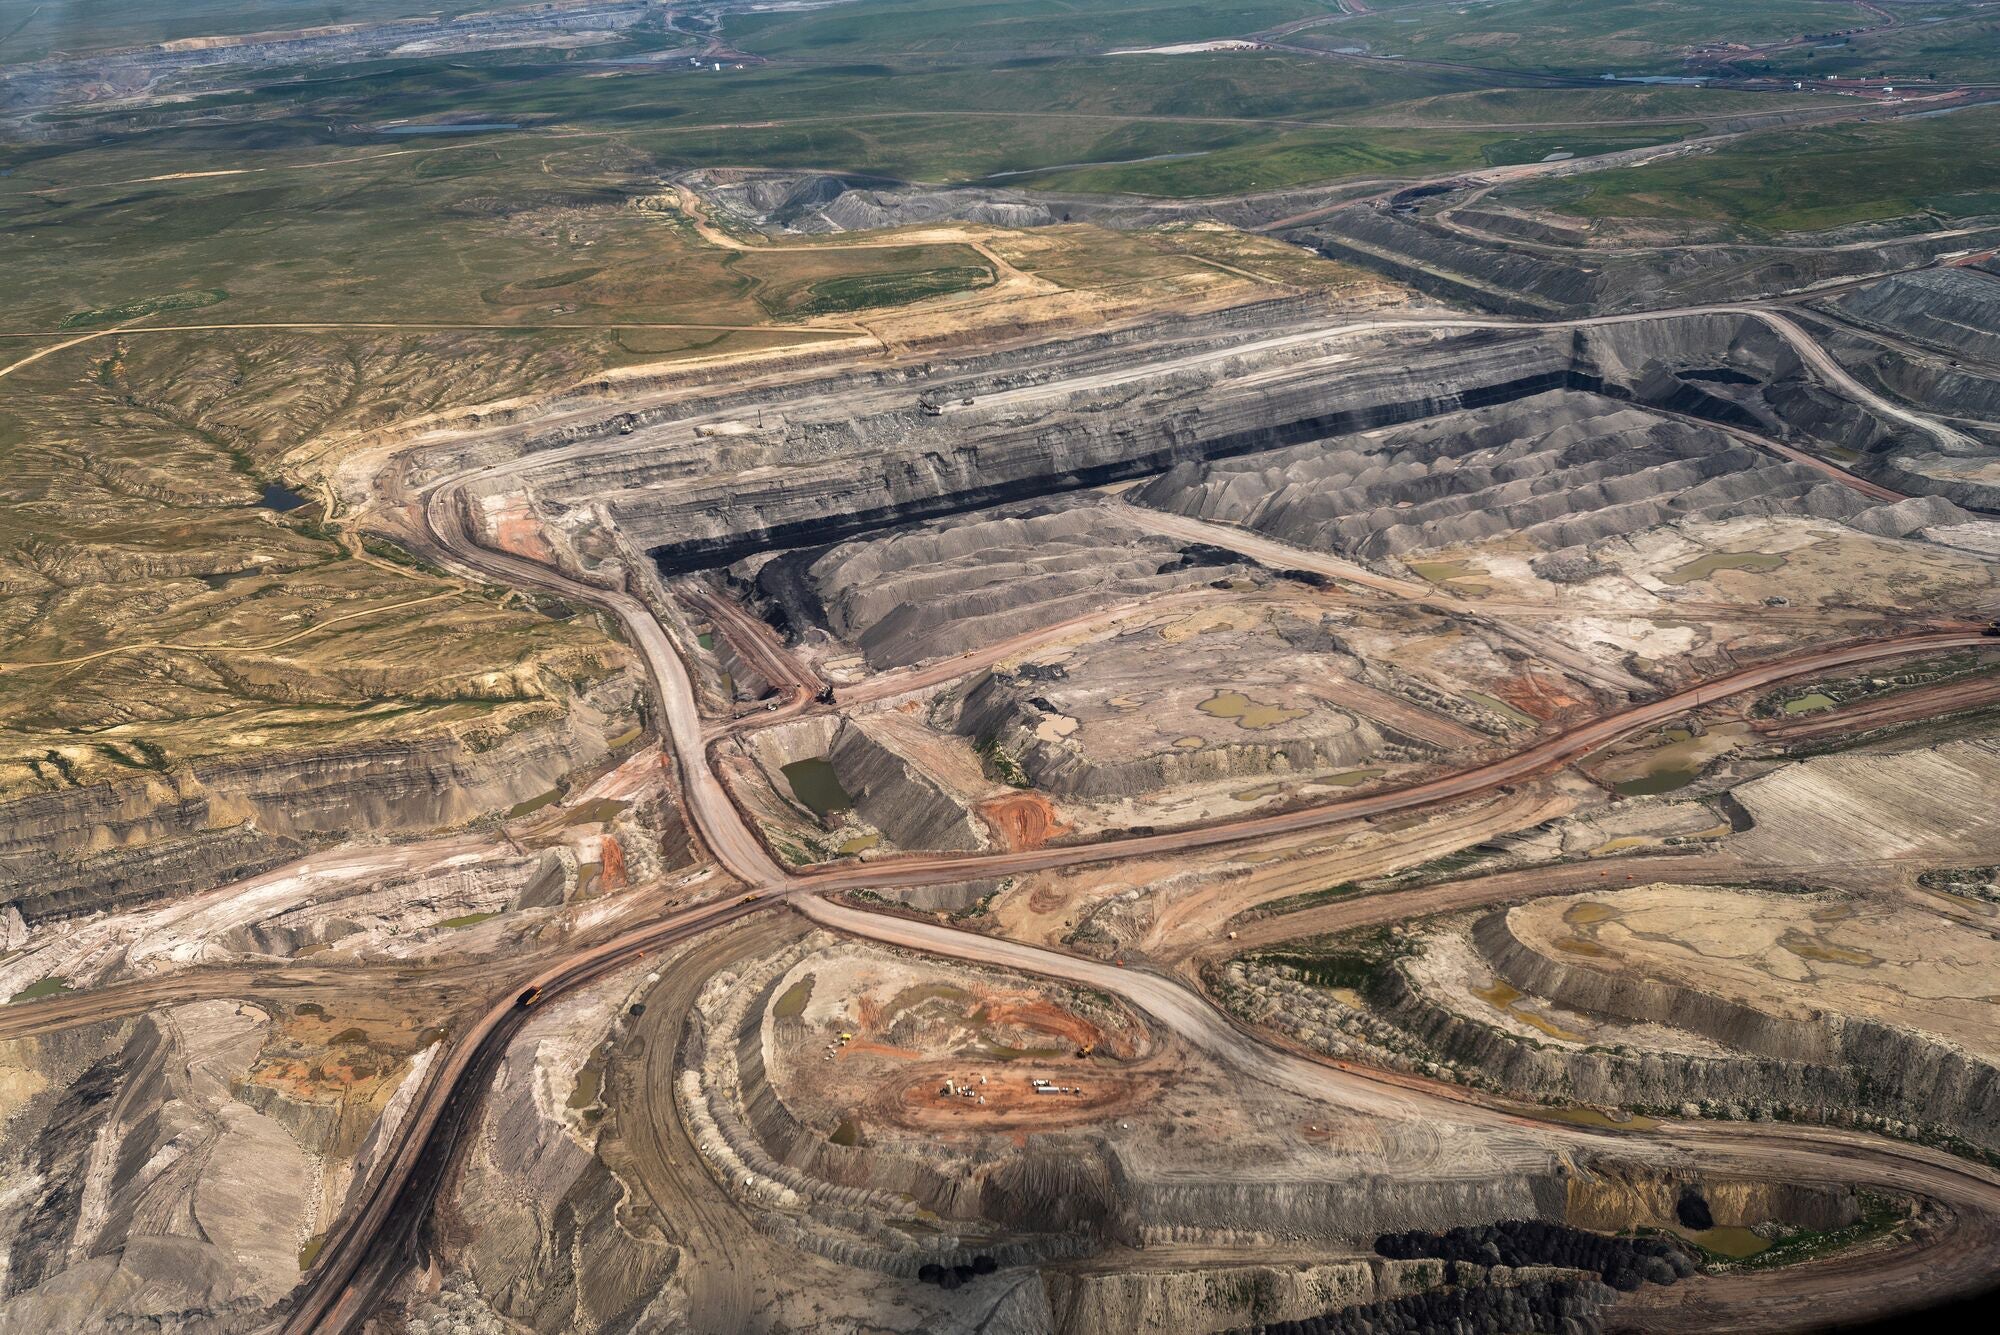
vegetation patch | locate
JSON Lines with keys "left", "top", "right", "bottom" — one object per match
{"left": 781, "top": 264, "right": 995, "bottom": 317}
{"left": 976, "top": 735, "right": 1033, "bottom": 788}
{"left": 1701, "top": 1192, "right": 1907, "bottom": 1271}
{"left": 60, "top": 288, "right": 226, "bottom": 329}
{"left": 1246, "top": 925, "right": 1413, "bottom": 996}
{"left": 1241, "top": 882, "right": 1364, "bottom": 923}
{"left": 8, "top": 976, "right": 72, "bottom": 1004}
{"left": 1511, "top": 106, "right": 2000, "bottom": 233}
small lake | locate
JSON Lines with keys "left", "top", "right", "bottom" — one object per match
{"left": 1663, "top": 550, "right": 1785, "bottom": 585}
{"left": 783, "top": 757, "right": 853, "bottom": 816}
{"left": 1200, "top": 690, "right": 1308, "bottom": 730}
{"left": 259, "top": 481, "right": 309, "bottom": 512}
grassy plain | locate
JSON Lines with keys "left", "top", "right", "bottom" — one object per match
{"left": 1509, "top": 102, "right": 2000, "bottom": 231}
{"left": 1307, "top": 0, "right": 1880, "bottom": 74}
{"left": 723, "top": 0, "right": 1327, "bottom": 57}
{"left": 1022, "top": 122, "right": 1696, "bottom": 196}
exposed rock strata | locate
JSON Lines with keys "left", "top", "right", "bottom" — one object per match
{"left": 1292, "top": 204, "right": 2000, "bottom": 316}
{"left": 471, "top": 309, "right": 1967, "bottom": 585}
{"left": 0, "top": 675, "right": 640, "bottom": 924}
{"left": 762, "top": 493, "right": 1243, "bottom": 668}
{"left": 1130, "top": 390, "right": 1915, "bottom": 561}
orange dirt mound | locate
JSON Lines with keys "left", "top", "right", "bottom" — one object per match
{"left": 978, "top": 792, "right": 1072, "bottom": 851}
{"left": 1493, "top": 673, "right": 1591, "bottom": 723}
{"left": 598, "top": 833, "right": 628, "bottom": 892}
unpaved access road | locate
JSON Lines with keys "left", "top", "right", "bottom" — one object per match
{"left": 791, "top": 631, "right": 1994, "bottom": 896}
{"left": 279, "top": 891, "right": 768, "bottom": 1335}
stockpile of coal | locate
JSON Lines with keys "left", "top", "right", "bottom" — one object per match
{"left": 1375, "top": 1219, "right": 1699, "bottom": 1291}
{"left": 1230, "top": 1275, "right": 1617, "bottom": 1335}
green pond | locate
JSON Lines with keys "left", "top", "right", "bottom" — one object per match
{"left": 1467, "top": 691, "right": 1537, "bottom": 728}
{"left": 1677, "top": 1225, "right": 1772, "bottom": 1259}
{"left": 836, "top": 832, "right": 881, "bottom": 855}
{"left": 1613, "top": 766, "right": 1705, "bottom": 797}
{"left": 506, "top": 787, "right": 562, "bottom": 819}
{"left": 697, "top": 631, "right": 716, "bottom": 650}
{"left": 10, "top": 976, "right": 72, "bottom": 1003}
{"left": 1783, "top": 692, "right": 1837, "bottom": 714}
{"left": 783, "top": 758, "right": 853, "bottom": 816}
{"left": 774, "top": 975, "right": 814, "bottom": 1019}
{"left": 567, "top": 1061, "right": 603, "bottom": 1111}
{"left": 1199, "top": 690, "right": 1307, "bottom": 730}
{"left": 565, "top": 797, "right": 630, "bottom": 826}
{"left": 438, "top": 911, "right": 500, "bottom": 929}
{"left": 1664, "top": 550, "right": 1786, "bottom": 585}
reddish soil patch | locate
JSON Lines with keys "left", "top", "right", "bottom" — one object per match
{"left": 598, "top": 834, "right": 628, "bottom": 892}
{"left": 977, "top": 792, "right": 1072, "bottom": 851}
{"left": 979, "top": 995, "right": 1145, "bottom": 1060}
{"left": 1492, "top": 673, "right": 1591, "bottom": 724}
{"left": 491, "top": 508, "right": 557, "bottom": 563}
{"left": 884, "top": 1064, "right": 1150, "bottom": 1132}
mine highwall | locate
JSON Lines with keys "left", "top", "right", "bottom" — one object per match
{"left": 610, "top": 313, "right": 1920, "bottom": 579}
{"left": 1351, "top": 911, "right": 2000, "bottom": 1156}
{"left": 0, "top": 674, "right": 641, "bottom": 925}
{"left": 1467, "top": 911, "right": 2000, "bottom": 1152}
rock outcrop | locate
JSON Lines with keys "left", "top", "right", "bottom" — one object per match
{"left": 0, "top": 674, "right": 641, "bottom": 924}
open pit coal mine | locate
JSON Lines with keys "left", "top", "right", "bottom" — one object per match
{"left": 464, "top": 302, "right": 1998, "bottom": 580}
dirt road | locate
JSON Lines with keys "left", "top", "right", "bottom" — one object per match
{"left": 791, "top": 630, "right": 1992, "bottom": 895}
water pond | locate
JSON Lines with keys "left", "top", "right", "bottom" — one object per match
{"left": 1199, "top": 690, "right": 1307, "bottom": 730}
{"left": 259, "top": 481, "right": 309, "bottom": 512}
{"left": 783, "top": 757, "right": 853, "bottom": 816}
{"left": 1663, "top": 550, "right": 1786, "bottom": 585}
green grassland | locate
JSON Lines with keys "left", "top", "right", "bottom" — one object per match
{"left": 1359, "top": 84, "right": 1843, "bottom": 125}
{"left": 1507, "top": 103, "right": 2000, "bottom": 232}
{"left": 1731, "top": 3, "right": 2000, "bottom": 84}
{"left": 1021, "top": 121, "right": 1697, "bottom": 196}
{"left": 0, "top": 126, "right": 1012, "bottom": 329}
{"left": 723, "top": 0, "right": 1330, "bottom": 57}
{"left": 1309, "top": 0, "right": 1881, "bottom": 74}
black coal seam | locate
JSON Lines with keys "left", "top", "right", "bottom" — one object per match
{"left": 650, "top": 368, "right": 1589, "bottom": 576}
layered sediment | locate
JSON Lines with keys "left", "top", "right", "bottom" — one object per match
{"left": 475, "top": 308, "right": 1960, "bottom": 584}
{"left": 0, "top": 675, "right": 641, "bottom": 924}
